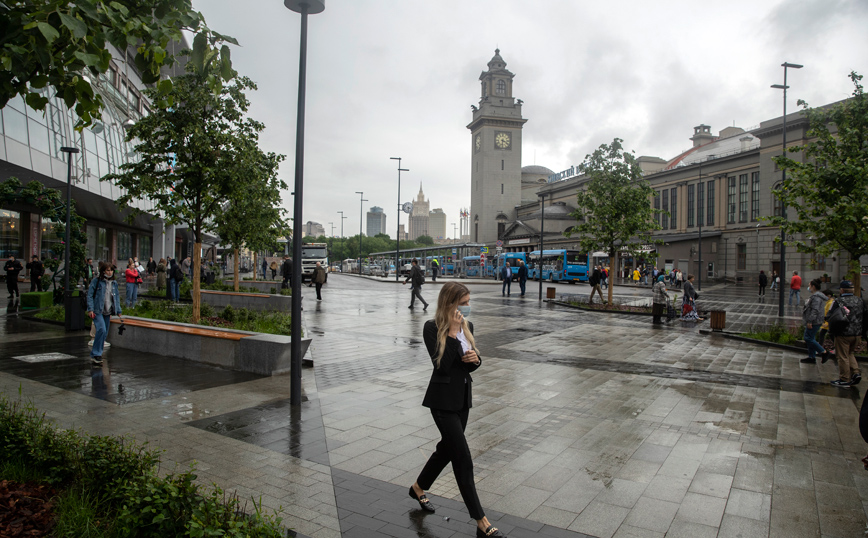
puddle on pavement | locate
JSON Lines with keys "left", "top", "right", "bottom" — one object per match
{"left": 172, "top": 398, "right": 212, "bottom": 421}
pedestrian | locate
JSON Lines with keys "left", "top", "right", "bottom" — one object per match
{"left": 517, "top": 260, "right": 528, "bottom": 297}
{"left": 632, "top": 267, "right": 640, "bottom": 285}
{"left": 168, "top": 258, "right": 183, "bottom": 302}
{"left": 676, "top": 269, "right": 683, "bottom": 289}
{"left": 182, "top": 255, "right": 192, "bottom": 279}
{"left": 124, "top": 258, "right": 140, "bottom": 308}
{"left": 403, "top": 258, "right": 428, "bottom": 310}
{"left": 312, "top": 261, "right": 326, "bottom": 301}
{"left": 86, "top": 261, "right": 122, "bottom": 366}
{"left": 409, "top": 281, "right": 507, "bottom": 538}
{"left": 147, "top": 256, "right": 157, "bottom": 278}
{"left": 681, "top": 274, "right": 704, "bottom": 322}
{"left": 281, "top": 256, "right": 293, "bottom": 289}
{"left": 770, "top": 270, "right": 779, "bottom": 291}
{"left": 84, "top": 258, "right": 95, "bottom": 284}
{"left": 26, "top": 255, "right": 44, "bottom": 292}
{"left": 652, "top": 274, "right": 669, "bottom": 324}
{"left": 589, "top": 265, "right": 605, "bottom": 304}
{"left": 788, "top": 271, "right": 802, "bottom": 306}
{"left": 800, "top": 278, "right": 828, "bottom": 364}
{"left": 4, "top": 255, "right": 23, "bottom": 299}
{"left": 269, "top": 260, "right": 278, "bottom": 280}
{"left": 501, "top": 262, "right": 512, "bottom": 297}
{"left": 134, "top": 257, "right": 145, "bottom": 276}
{"left": 758, "top": 270, "right": 768, "bottom": 298}
{"left": 828, "top": 280, "right": 866, "bottom": 387}
{"left": 261, "top": 258, "right": 268, "bottom": 280}
{"left": 431, "top": 257, "right": 440, "bottom": 282}
{"left": 601, "top": 266, "right": 609, "bottom": 289}
{"left": 156, "top": 258, "right": 167, "bottom": 291}
{"left": 817, "top": 291, "right": 836, "bottom": 364}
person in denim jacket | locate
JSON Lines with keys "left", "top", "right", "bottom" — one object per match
{"left": 86, "top": 261, "right": 123, "bottom": 366}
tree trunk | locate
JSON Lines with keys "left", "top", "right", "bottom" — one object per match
{"left": 234, "top": 248, "right": 240, "bottom": 292}
{"left": 607, "top": 250, "right": 615, "bottom": 305}
{"left": 253, "top": 251, "right": 258, "bottom": 281}
{"left": 192, "top": 242, "right": 202, "bottom": 323}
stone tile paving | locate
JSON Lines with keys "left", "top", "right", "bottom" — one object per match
{"left": 1, "top": 276, "right": 867, "bottom": 537}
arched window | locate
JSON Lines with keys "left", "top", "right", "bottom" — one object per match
{"left": 496, "top": 80, "right": 506, "bottom": 96}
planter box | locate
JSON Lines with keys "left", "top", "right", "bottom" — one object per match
{"left": 108, "top": 316, "right": 311, "bottom": 375}
{"left": 201, "top": 289, "right": 292, "bottom": 312}
{"left": 223, "top": 280, "right": 286, "bottom": 294}
{"left": 20, "top": 291, "right": 53, "bottom": 309}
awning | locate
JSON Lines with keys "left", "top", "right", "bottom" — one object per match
{"left": 591, "top": 251, "right": 608, "bottom": 257}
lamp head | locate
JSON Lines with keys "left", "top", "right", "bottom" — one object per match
{"left": 781, "top": 62, "right": 803, "bottom": 69}
{"left": 284, "top": 0, "right": 325, "bottom": 14}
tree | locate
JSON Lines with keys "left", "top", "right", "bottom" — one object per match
{"left": 767, "top": 72, "right": 868, "bottom": 296}
{"left": 566, "top": 138, "right": 664, "bottom": 305}
{"left": 0, "top": 177, "right": 87, "bottom": 298}
{"left": 212, "top": 138, "right": 286, "bottom": 291}
{"left": 105, "top": 61, "right": 266, "bottom": 322}
{"left": 0, "top": 0, "right": 235, "bottom": 127}
{"left": 416, "top": 235, "right": 435, "bottom": 246}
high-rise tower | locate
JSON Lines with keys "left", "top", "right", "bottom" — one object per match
{"left": 467, "top": 49, "right": 527, "bottom": 244}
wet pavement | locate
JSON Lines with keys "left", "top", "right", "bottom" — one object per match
{"left": 1, "top": 276, "right": 866, "bottom": 538}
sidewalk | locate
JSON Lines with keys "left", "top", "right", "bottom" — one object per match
{"left": 1, "top": 275, "right": 866, "bottom": 537}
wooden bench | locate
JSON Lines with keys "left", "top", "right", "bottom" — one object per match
{"left": 110, "top": 317, "right": 247, "bottom": 341}
{"left": 200, "top": 290, "right": 270, "bottom": 298}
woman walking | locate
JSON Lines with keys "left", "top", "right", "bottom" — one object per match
{"left": 124, "top": 258, "right": 140, "bottom": 308}
{"left": 758, "top": 270, "right": 768, "bottom": 298}
{"left": 156, "top": 258, "right": 167, "bottom": 291}
{"left": 147, "top": 256, "right": 157, "bottom": 278}
{"left": 681, "top": 274, "right": 704, "bottom": 322}
{"left": 801, "top": 279, "right": 828, "bottom": 364}
{"left": 269, "top": 260, "right": 278, "bottom": 280}
{"left": 86, "top": 261, "right": 122, "bottom": 366}
{"left": 410, "top": 282, "right": 507, "bottom": 538}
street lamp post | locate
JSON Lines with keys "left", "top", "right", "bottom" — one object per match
{"left": 771, "top": 61, "right": 803, "bottom": 317}
{"left": 390, "top": 157, "right": 408, "bottom": 281}
{"left": 60, "top": 146, "right": 80, "bottom": 331}
{"left": 538, "top": 192, "right": 547, "bottom": 301}
{"left": 697, "top": 159, "right": 703, "bottom": 291}
{"left": 338, "top": 211, "right": 346, "bottom": 269}
{"left": 283, "top": 0, "right": 325, "bottom": 406}
{"left": 452, "top": 223, "right": 458, "bottom": 244}
{"left": 355, "top": 191, "right": 367, "bottom": 275}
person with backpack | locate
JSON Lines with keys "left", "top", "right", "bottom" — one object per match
{"left": 800, "top": 279, "right": 828, "bottom": 364}
{"left": 281, "top": 256, "right": 293, "bottom": 289}
{"left": 827, "top": 280, "right": 866, "bottom": 387}
{"left": 403, "top": 258, "right": 428, "bottom": 310}
{"left": 86, "top": 261, "right": 123, "bottom": 366}
{"left": 588, "top": 265, "right": 605, "bottom": 304}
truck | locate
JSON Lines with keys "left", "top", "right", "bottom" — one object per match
{"left": 301, "top": 243, "right": 329, "bottom": 282}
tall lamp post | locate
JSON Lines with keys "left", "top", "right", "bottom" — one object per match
{"left": 60, "top": 146, "right": 80, "bottom": 330}
{"left": 697, "top": 159, "right": 703, "bottom": 291}
{"left": 355, "top": 191, "right": 367, "bottom": 274}
{"left": 390, "top": 157, "right": 408, "bottom": 281}
{"left": 284, "top": 0, "right": 325, "bottom": 406}
{"left": 338, "top": 211, "right": 346, "bottom": 269}
{"left": 452, "top": 223, "right": 458, "bottom": 244}
{"left": 538, "top": 192, "right": 547, "bottom": 301}
{"left": 771, "top": 61, "right": 802, "bottom": 318}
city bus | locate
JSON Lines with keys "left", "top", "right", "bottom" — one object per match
{"left": 461, "top": 255, "right": 484, "bottom": 277}
{"left": 494, "top": 252, "right": 528, "bottom": 281}
{"left": 527, "top": 249, "right": 589, "bottom": 283}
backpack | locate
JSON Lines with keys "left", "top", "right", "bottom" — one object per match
{"left": 826, "top": 300, "right": 853, "bottom": 336}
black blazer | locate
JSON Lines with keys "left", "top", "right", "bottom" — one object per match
{"left": 421, "top": 319, "right": 481, "bottom": 411}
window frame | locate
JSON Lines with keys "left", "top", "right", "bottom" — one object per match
{"left": 727, "top": 176, "right": 736, "bottom": 224}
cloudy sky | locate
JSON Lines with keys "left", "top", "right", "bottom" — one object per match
{"left": 192, "top": 0, "right": 867, "bottom": 240}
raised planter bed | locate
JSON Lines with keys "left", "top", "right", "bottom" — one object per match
{"left": 222, "top": 280, "right": 285, "bottom": 294}
{"left": 108, "top": 316, "right": 311, "bottom": 375}
{"left": 699, "top": 329, "right": 868, "bottom": 362}
{"left": 549, "top": 300, "right": 654, "bottom": 316}
{"left": 201, "top": 289, "right": 292, "bottom": 312}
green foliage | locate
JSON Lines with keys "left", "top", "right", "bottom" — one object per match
{"left": 415, "top": 235, "right": 435, "bottom": 246}
{"left": 766, "top": 72, "right": 868, "bottom": 295}
{"left": 0, "top": 0, "right": 236, "bottom": 127}
{"left": 743, "top": 324, "right": 803, "bottom": 346}
{"left": 20, "top": 291, "right": 54, "bottom": 309}
{"left": 0, "top": 391, "right": 285, "bottom": 537}
{"left": 0, "top": 177, "right": 87, "bottom": 287}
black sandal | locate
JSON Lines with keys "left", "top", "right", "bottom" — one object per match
{"left": 476, "top": 525, "right": 506, "bottom": 537}
{"left": 408, "top": 486, "right": 435, "bottom": 512}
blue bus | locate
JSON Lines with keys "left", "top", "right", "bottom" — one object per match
{"left": 425, "top": 255, "right": 455, "bottom": 276}
{"left": 462, "top": 255, "right": 482, "bottom": 277}
{"left": 494, "top": 252, "right": 528, "bottom": 281}
{"left": 528, "top": 249, "right": 589, "bottom": 283}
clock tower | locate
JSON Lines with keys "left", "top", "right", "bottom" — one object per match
{"left": 468, "top": 49, "right": 527, "bottom": 244}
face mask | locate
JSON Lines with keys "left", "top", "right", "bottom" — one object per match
{"left": 457, "top": 305, "right": 471, "bottom": 318}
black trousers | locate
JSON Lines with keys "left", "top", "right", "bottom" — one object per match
{"left": 410, "top": 287, "right": 427, "bottom": 307}
{"left": 7, "top": 278, "right": 19, "bottom": 297}
{"left": 416, "top": 406, "right": 484, "bottom": 520}
{"left": 30, "top": 277, "right": 43, "bottom": 292}
{"left": 759, "top": 285, "right": 766, "bottom": 296}
{"left": 315, "top": 282, "right": 322, "bottom": 300}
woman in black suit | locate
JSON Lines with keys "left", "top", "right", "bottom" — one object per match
{"left": 409, "top": 282, "right": 506, "bottom": 538}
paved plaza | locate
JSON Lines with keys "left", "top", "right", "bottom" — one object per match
{"left": 1, "top": 275, "right": 866, "bottom": 538}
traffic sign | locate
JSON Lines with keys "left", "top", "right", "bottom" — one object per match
{"left": 480, "top": 246, "right": 489, "bottom": 254}
{"left": 496, "top": 246, "right": 503, "bottom": 253}
{"left": 452, "top": 248, "right": 457, "bottom": 255}
{"left": 495, "top": 240, "right": 503, "bottom": 247}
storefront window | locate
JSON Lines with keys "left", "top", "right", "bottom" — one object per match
{"left": 40, "top": 219, "right": 63, "bottom": 261}
{"left": 117, "top": 231, "right": 132, "bottom": 261}
{"left": 87, "top": 226, "right": 110, "bottom": 263}
{"left": 0, "top": 210, "right": 22, "bottom": 258}
{"left": 139, "top": 235, "right": 152, "bottom": 260}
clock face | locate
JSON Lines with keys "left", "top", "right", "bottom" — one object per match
{"left": 495, "top": 132, "right": 511, "bottom": 149}
{"left": 475, "top": 134, "right": 481, "bottom": 152}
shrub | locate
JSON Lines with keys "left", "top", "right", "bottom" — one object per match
{"left": 20, "top": 291, "right": 54, "bottom": 309}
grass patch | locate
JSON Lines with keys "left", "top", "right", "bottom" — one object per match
{"left": 0, "top": 389, "right": 287, "bottom": 537}
{"left": 742, "top": 323, "right": 802, "bottom": 345}
{"left": 125, "top": 300, "right": 294, "bottom": 336}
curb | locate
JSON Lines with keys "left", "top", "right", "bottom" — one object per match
{"left": 699, "top": 329, "right": 868, "bottom": 362}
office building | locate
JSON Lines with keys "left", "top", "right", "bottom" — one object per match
{"left": 366, "top": 206, "right": 387, "bottom": 237}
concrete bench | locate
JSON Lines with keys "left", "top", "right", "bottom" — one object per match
{"left": 108, "top": 316, "right": 310, "bottom": 375}
{"left": 201, "top": 289, "right": 292, "bottom": 312}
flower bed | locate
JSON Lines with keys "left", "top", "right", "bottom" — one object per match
{"left": 552, "top": 299, "right": 653, "bottom": 315}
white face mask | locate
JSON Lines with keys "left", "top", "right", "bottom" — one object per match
{"left": 457, "top": 305, "right": 471, "bottom": 317}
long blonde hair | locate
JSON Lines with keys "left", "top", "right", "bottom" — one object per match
{"left": 433, "top": 282, "right": 478, "bottom": 368}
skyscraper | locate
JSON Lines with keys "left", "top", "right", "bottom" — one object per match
{"left": 428, "top": 208, "right": 447, "bottom": 241}
{"left": 408, "top": 184, "right": 430, "bottom": 240}
{"left": 366, "top": 206, "right": 387, "bottom": 237}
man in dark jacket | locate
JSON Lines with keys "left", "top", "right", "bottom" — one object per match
{"left": 517, "top": 260, "right": 528, "bottom": 297}
{"left": 281, "top": 256, "right": 293, "bottom": 289}
{"left": 84, "top": 258, "right": 95, "bottom": 283}
{"left": 431, "top": 258, "right": 439, "bottom": 282}
{"left": 501, "top": 262, "right": 512, "bottom": 297}
{"left": 830, "top": 280, "right": 866, "bottom": 387}
{"left": 26, "top": 255, "right": 44, "bottom": 292}
{"left": 589, "top": 265, "right": 604, "bottom": 304}
{"left": 4, "top": 255, "right": 23, "bottom": 298}
{"left": 403, "top": 259, "right": 428, "bottom": 310}
{"left": 312, "top": 261, "right": 327, "bottom": 301}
